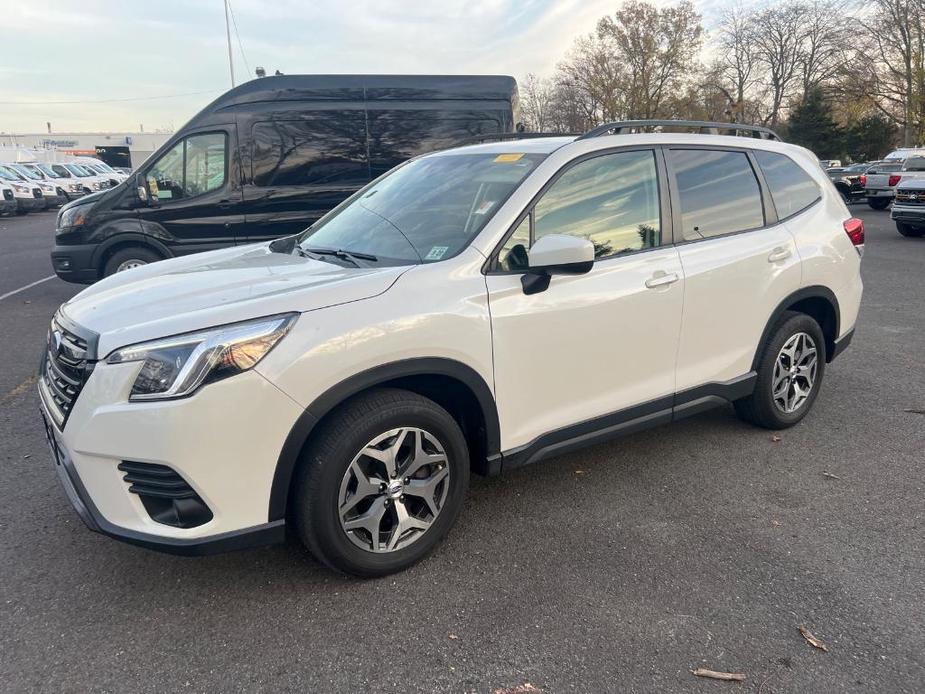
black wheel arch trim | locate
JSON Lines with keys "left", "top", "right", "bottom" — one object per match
{"left": 91, "top": 233, "right": 173, "bottom": 271}
{"left": 268, "top": 357, "right": 501, "bottom": 522}
{"left": 751, "top": 286, "right": 841, "bottom": 369}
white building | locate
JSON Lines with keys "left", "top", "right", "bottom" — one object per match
{"left": 0, "top": 132, "right": 172, "bottom": 169}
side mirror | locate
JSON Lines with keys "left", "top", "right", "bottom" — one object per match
{"left": 522, "top": 234, "right": 594, "bottom": 295}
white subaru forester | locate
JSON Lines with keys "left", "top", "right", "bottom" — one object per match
{"left": 39, "top": 122, "right": 863, "bottom": 576}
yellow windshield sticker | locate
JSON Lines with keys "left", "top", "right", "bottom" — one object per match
{"left": 494, "top": 153, "right": 524, "bottom": 163}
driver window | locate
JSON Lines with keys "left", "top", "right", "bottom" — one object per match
{"left": 147, "top": 133, "right": 227, "bottom": 201}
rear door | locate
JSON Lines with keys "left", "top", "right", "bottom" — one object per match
{"left": 242, "top": 111, "right": 370, "bottom": 243}
{"left": 668, "top": 147, "right": 802, "bottom": 394}
{"left": 139, "top": 127, "right": 244, "bottom": 255}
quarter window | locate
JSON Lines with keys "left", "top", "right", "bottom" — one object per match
{"left": 499, "top": 150, "right": 660, "bottom": 271}
{"left": 670, "top": 149, "right": 764, "bottom": 240}
{"left": 146, "top": 132, "right": 227, "bottom": 201}
{"left": 754, "top": 150, "right": 821, "bottom": 218}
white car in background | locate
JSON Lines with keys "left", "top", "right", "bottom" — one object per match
{"left": 0, "top": 164, "right": 44, "bottom": 213}
{"left": 40, "top": 163, "right": 90, "bottom": 200}
{"left": 6, "top": 163, "right": 65, "bottom": 208}
{"left": 72, "top": 158, "right": 128, "bottom": 187}
{"left": 60, "top": 163, "right": 112, "bottom": 194}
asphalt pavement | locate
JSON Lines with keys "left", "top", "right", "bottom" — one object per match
{"left": 0, "top": 207, "right": 922, "bottom": 693}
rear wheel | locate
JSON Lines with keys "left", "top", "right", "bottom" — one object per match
{"left": 896, "top": 222, "right": 925, "bottom": 237}
{"left": 735, "top": 311, "right": 826, "bottom": 429}
{"left": 868, "top": 197, "right": 890, "bottom": 210}
{"left": 102, "top": 246, "right": 161, "bottom": 277}
{"left": 292, "top": 388, "right": 470, "bottom": 577}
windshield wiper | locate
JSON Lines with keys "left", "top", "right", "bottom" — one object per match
{"left": 300, "top": 246, "right": 378, "bottom": 266}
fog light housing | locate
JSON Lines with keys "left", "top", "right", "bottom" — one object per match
{"left": 118, "top": 461, "right": 213, "bottom": 528}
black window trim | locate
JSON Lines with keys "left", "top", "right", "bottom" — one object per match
{"left": 752, "top": 149, "right": 823, "bottom": 224}
{"left": 144, "top": 129, "right": 230, "bottom": 205}
{"left": 484, "top": 145, "right": 671, "bottom": 275}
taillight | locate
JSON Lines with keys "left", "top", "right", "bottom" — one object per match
{"left": 888, "top": 174, "right": 902, "bottom": 186}
{"left": 859, "top": 174, "right": 867, "bottom": 186}
{"left": 844, "top": 217, "right": 864, "bottom": 247}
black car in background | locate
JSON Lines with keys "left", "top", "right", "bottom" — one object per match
{"left": 826, "top": 162, "right": 871, "bottom": 203}
{"left": 51, "top": 74, "right": 520, "bottom": 283}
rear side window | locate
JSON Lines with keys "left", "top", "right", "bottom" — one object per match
{"left": 670, "top": 149, "right": 764, "bottom": 240}
{"left": 903, "top": 157, "right": 925, "bottom": 171}
{"left": 754, "top": 150, "right": 821, "bottom": 218}
{"left": 251, "top": 114, "right": 369, "bottom": 187}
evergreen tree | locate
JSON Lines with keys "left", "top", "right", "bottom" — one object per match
{"left": 785, "top": 88, "right": 843, "bottom": 158}
{"left": 844, "top": 115, "right": 899, "bottom": 162}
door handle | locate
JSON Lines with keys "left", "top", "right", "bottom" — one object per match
{"left": 768, "top": 246, "right": 792, "bottom": 263}
{"left": 645, "top": 271, "right": 679, "bottom": 289}
{"left": 217, "top": 198, "right": 234, "bottom": 209}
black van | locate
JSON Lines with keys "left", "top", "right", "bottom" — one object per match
{"left": 51, "top": 74, "right": 519, "bottom": 282}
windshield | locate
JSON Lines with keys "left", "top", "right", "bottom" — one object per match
{"left": 35, "top": 164, "right": 61, "bottom": 178}
{"left": 65, "top": 164, "right": 92, "bottom": 177}
{"left": 10, "top": 164, "right": 41, "bottom": 180}
{"left": 0, "top": 166, "right": 25, "bottom": 182}
{"left": 297, "top": 152, "right": 545, "bottom": 264}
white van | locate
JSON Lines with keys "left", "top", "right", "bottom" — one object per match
{"left": 0, "top": 182, "right": 17, "bottom": 215}
{"left": 0, "top": 164, "right": 44, "bottom": 212}
{"left": 71, "top": 157, "right": 128, "bottom": 186}
{"left": 7, "top": 163, "right": 65, "bottom": 207}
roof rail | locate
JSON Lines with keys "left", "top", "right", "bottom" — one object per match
{"left": 458, "top": 132, "right": 578, "bottom": 145}
{"left": 578, "top": 120, "right": 781, "bottom": 141}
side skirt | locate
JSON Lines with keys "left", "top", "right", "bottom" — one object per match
{"left": 497, "top": 372, "right": 757, "bottom": 473}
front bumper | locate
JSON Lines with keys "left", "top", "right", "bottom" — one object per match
{"left": 0, "top": 199, "right": 15, "bottom": 215}
{"left": 890, "top": 204, "right": 925, "bottom": 225}
{"left": 50, "top": 242, "right": 100, "bottom": 283}
{"left": 38, "top": 361, "right": 302, "bottom": 555}
{"left": 16, "top": 197, "right": 44, "bottom": 212}
{"left": 41, "top": 193, "right": 66, "bottom": 208}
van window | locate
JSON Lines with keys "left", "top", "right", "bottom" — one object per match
{"left": 754, "top": 151, "right": 821, "bottom": 218}
{"left": 367, "top": 110, "right": 505, "bottom": 177}
{"left": 146, "top": 132, "right": 227, "bottom": 201}
{"left": 903, "top": 157, "right": 925, "bottom": 172}
{"left": 251, "top": 115, "right": 368, "bottom": 187}
{"left": 670, "top": 149, "right": 764, "bottom": 240}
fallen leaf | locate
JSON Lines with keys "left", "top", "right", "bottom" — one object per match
{"left": 799, "top": 625, "right": 829, "bottom": 652}
{"left": 693, "top": 668, "right": 746, "bottom": 682}
{"left": 448, "top": 633, "right": 458, "bottom": 640}
{"left": 574, "top": 469, "right": 586, "bottom": 475}
{"left": 23, "top": 454, "right": 31, "bottom": 459}
{"left": 493, "top": 684, "right": 541, "bottom": 694}
{"left": 771, "top": 519, "right": 782, "bottom": 527}
{"left": 770, "top": 434, "right": 782, "bottom": 442}
{"left": 821, "top": 471, "right": 841, "bottom": 480}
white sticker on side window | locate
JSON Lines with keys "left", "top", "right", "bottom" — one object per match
{"left": 425, "top": 246, "right": 449, "bottom": 260}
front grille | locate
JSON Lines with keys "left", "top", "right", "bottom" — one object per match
{"left": 2, "top": 189, "right": 12, "bottom": 200}
{"left": 40, "top": 315, "right": 94, "bottom": 428}
{"left": 32, "top": 188, "right": 42, "bottom": 198}
{"left": 895, "top": 193, "right": 925, "bottom": 206}
{"left": 118, "top": 462, "right": 213, "bottom": 528}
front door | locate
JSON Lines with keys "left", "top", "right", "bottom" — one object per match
{"left": 485, "top": 148, "right": 684, "bottom": 452}
{"left": 140, "top": 128, "right": 244, "bottom": 256}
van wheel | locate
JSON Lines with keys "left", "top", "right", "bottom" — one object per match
{"left": 292, "top": 388, "right": 469, "bottom": 577}
{"left": 896, "top": 222, "right": 925, "bottom": 237}
{"left": 103, "top": 247, "right": 161, "bottom": 276}
{"left": 867, "top": 197, "right": 890, "bottom": 210}
{"left": 735, "top": 311, "right": 826, "bottom": 430}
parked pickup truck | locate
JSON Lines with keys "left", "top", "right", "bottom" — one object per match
{"left": 863, "top": 160, "right": 910, "bottom": 209}
{"left": 891, "top": 178, "right": 925, "bottom": 237}
{"left": 827, "top": 163, "right": 870, "bottom": 203}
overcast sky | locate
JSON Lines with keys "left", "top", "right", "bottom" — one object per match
{"left": 0, "top": 0, "right": 735, "bottom": 134}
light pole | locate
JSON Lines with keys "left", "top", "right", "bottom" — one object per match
{"left": 224, "top": 0, "right": 235, "bottom": 88}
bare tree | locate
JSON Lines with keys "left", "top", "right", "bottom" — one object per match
{"left": 520, "top": 73, "right": 555, "bottom": 131}
{"left": 798, "top": 1, "right": 852, "bottom": 98}
{"left": 715, "top": 4, "right": 757, "bottom": 120}
{"left": 750, "top": 3, "right": 807, "bottom": 126}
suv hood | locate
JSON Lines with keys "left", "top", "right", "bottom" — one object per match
{"left": 62, "top": 243, "right": 410, "bottom": 356}
{"left": 897, "top": 178, "right": 925, "bottom": 191}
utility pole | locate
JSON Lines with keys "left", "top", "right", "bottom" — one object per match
{"left": 224, "top": 0, "right": 235, "bottom": 88}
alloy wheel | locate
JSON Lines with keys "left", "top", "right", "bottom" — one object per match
{"left": 338, "top": 427, "right": 450, "bottom": 553}
{"left": 772, "top": 332, "right": 818, "bottom": 414}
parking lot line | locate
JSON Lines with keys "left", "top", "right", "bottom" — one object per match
{"left": 0, "top": 275, "right": 56, "bottom": 302}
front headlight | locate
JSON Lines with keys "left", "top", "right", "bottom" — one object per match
{"left": 107, "top": 314, "right": 298, "bottom": 401}
{"left": 58, "top": 205, "right": 89, "bottom": 229}
{"left": 12, "top": 183, "right": 29, "bottom": 193}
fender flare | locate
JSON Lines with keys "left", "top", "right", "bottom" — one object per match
{"left": 91, "top": 232, "right": 173, "bottom": 271}
{"left": 267, "top": 357, "right": 500, "bottom": 522}
{"left": 751, "top": 286, "right": 840, "bottom": 371}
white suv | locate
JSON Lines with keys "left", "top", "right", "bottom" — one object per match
{"left": 39, "top": 121, "right": 863, "bottom": 576}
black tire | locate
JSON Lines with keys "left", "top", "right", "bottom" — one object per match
{"left": 292, "top": 388, "right": 470, "bottom": 577}
{"left": 896, "top": 222, "right": 925, "bottom": 237}
{"left": 102, "top": 246, "right": 162, "bottom": 277}
{"left": 735, "top": 311, "right": 826, "bottom": 430}
{"left": 867, "top": 197, "right": 890, "bottom": 210}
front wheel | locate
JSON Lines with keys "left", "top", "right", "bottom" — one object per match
{"left": 102, "top": 246, "right": 162, "bottom": 277}
{"left": 292, "top": 388, "right": 470, "bottom": 577}
{"left": 896, "top": 222, "right": 925, "bottom": 237}
{"left": 735, "top": 311, "right": 826, "bottom": 429}
{"left": 868, "top": 197, "right": 890, "bottom": 210}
